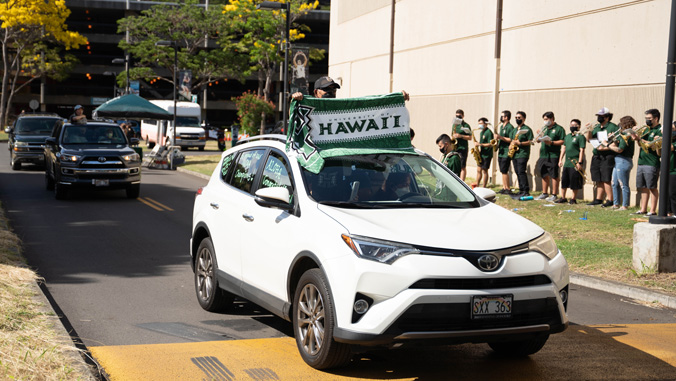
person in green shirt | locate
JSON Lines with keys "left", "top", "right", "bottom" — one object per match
{"left": 534, "top": 111, "right": 566, "bottom": 202}
{"left": 451, "top": 109, "right": 472, "bottom": 181}
{"left": 556, "top": 119, "right": 586, "bottom": 204}
{"left": 473, "top": 117, "right": 494, "bottom": 188}
{"left": 606, "top": 116, "right": 637, "bottom": 210}
{"left": 510, "top": 111, "right": 534, "bottom": 197}
{"left": 437, "top": 133, "right": 461, "bottom": 177}
{"left": 496, "top": 110, "right": 515, "bottom": 194}
{"left": 585, "top": 107, "right": 619, "bottom": 207}
{"left": 634, "top": 109, "right": 663, "bottom": 215}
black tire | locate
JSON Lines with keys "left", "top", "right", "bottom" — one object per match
{"left": 145, "top": 136, "right": 155, "bottom": 149}
{"left": 194, "top": 237, "right": 234, "bottom": 312}
{"left": 54, "top": 181, "right": 68, "bottom": 200}
{"left": 293, "top": 269, "right": 352, "bottom": 369}
{"left": 10, "top": 154, "right": 21, "bottom": 170}
{"left": 198, "top": 146, "right": 204, "bottom": 151}
{"left": 126, "top": 184, "right": 140, "bottom": 199}
{"left": 45, "top": 172, "right": 54, "bottom": 191}
{"left": 488, "top": 333, "right": 550, "bottom": 356}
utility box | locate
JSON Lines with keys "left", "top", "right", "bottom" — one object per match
{"left": 632, "top": 222, "right": 676, "bottom": 273}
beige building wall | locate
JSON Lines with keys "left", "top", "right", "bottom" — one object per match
{"left": 328, "top": 0, "right": 673, "bottom": 202}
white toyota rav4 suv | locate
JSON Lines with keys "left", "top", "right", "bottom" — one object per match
{"left": 190, "top": 135, "right": 569, "bottom": 369}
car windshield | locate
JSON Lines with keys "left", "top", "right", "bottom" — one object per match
{"left": 62, "top": 125, "right": 127, "bottom": 145}
{"left": 15, "top": 118, "right": 59, "bottom": 135}
{"left": 301, "top": 154, "right": 478, "bottom": 208}
{"left": 176, "top": 117, "right": 200, "bottom": 127}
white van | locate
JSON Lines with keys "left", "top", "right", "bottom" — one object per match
{"left": 140, "top": 100, "right": 206, "bottom": 150}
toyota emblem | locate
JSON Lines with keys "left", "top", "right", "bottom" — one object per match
{"left": 98, "top": 157, "right": 107, "bottom": 163}
{"left": 477, "top": 254, "right": 500, "bottom": 271}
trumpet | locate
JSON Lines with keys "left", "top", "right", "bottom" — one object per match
{"left": 569, "top": 158, "right": 587, "bottom": 184}
{"left": 470, "top": 129, "right": 482, "bottom": 166}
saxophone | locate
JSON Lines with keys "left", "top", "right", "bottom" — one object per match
{"left": 491, "top": 122, "right": 499, "bottom": 151}
{"left": 508, "top": 129, "right": 527, "bottom": 159}
{"left": 470, "top": 129, "right": 482, "bottom": 166}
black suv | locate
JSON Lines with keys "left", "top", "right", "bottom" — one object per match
{"left": 5, "top": 113, "right": 63, "bottom": 170}
{"left": 44, "top": 122, "right": 142, "bottom": 199}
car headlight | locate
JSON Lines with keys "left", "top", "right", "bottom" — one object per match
{"left": 60, "top": 153, "right": 80, "bottom": 162}
{"left": 529, "top": 232, "right": 559, "bottom": 259}
{"left": 14, "top": 141, "right": 28, "bottom": 147}
{"left": 122, "top": 153, "right": 140, "bottom": 162}
{"left": 341, "top": 234, "right": 420, "bottom": 264}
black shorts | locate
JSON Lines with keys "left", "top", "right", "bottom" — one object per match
{"left": 457, "top": 150, "right": 468, "bottom": 169}
{"left": 561, "top": 166, "right": 583, "bottom": 190}
{"left": 498, "top": 157, "right": 511, "bottom": 174}
{"left": 479, "top": 156, "right": 492, "bottom": 170}
{"left": 537, "top": 157, "right": 560, "bottom": 179}
{"left": 590, "top": 154, "right": 615, "bottom": 183}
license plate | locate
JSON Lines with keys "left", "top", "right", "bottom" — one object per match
{"left": 471, "top": 294, "right": 512, "bottom": 319}
{"left": 93, "top": 179, "right": 109, "bottom": 187}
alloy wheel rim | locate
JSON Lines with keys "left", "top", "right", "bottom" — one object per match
{"left": 196, "top": 248, "right": 213, "bottom": 301}
{"left": 297, "top": 283, "right": 325, "bottom": 356}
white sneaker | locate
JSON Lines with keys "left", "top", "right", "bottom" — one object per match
{"left": 535, "top": 193, "right": 548, "bottom": 200}
{"left": 546, "top": 195, "right": 557, "bottom": 202}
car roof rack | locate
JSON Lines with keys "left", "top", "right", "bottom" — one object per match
{"left": 235, "top": 134, "right": 286, "bottom": 146}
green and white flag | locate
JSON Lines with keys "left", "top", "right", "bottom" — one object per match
{"left": 286, "top": 92, "right": 414, "bottom": 173}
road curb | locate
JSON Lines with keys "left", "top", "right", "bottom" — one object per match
{"left": 570, "top": 272, "right": 676, "bottom": 309}
{"left": 176, "top": 166, "right": 211, "bottom": 180}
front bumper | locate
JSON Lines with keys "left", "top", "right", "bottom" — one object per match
{"left": 13, "top": 151, "right": 45, "bottom": 164}
{"left": 58, "top": 166, "right": 141, "bottom": 189}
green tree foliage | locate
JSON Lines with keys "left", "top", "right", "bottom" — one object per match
{"left": 0, "top": 0, "right": 87, "bottom": 126}
{"left": 117, "top": 0, "right": 247, "bottom": 99}
{"left": 233, "top": 91, "right": 275, "bottom": 135}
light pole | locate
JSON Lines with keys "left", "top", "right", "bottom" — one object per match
{"left": 257, "top": 1, "right": 290, "bottom": 130}
{"left": 156, "top": 40, "right": 178, "bottom": 170}
{"left": 112, "top": 55, "right": 130, "bottom": 94}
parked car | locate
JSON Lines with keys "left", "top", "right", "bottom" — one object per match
{"left": 5, "top": 113, "right": 63, "bottom": 170}
{"left": 44, "top": 121, "right": 141, "bottom": 199}
{"left": 190, "top": 135, "right": 569, "bottom": 369}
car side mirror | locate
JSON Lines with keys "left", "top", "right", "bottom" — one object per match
{"left": 4, "top": 127, "right": 11, "bottom": 134}
{"left": 473, "top": 187, "right": 496, "bottom": 203}
{"left": 45, "top": 137, "right": 56, "bottom": 147}
{"left": 255, "top": 187, "right": 292, "bottom": 211}
{"left": 130, "top": 138, "right": 139, "bottom": 145}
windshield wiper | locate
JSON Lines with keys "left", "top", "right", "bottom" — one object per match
{"left": 317, "top": 201, "right": 381, "bottom": 209}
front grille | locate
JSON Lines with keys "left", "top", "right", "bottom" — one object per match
{"left": 179, "top": 134, "right": 200, "bottom": 140}
{"left": 77, "top": 173, "right": 128, "bottom": 180}
{"left": 80, "top": 156, "right": 124, "bottom": 169}
{"left": 386, "top": 298, "right": 561, "bottom": 333}
{"left": 409, "top": 275, "right": 551, "bottom": 290}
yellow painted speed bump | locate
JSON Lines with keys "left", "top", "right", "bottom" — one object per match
{"left": 592, "top": 324, "right": 676, "bottom": 366}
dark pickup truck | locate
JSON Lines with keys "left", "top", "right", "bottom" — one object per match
{"left": 5, "top": 113, "right": 63, "bottom": 170}
{"left": 44, "top": 121, "right": 142, "bottom": 199}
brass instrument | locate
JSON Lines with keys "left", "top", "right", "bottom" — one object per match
{"left": 649, "top": 136, "right": 663, "bottom": 152}
{"left": 569, "top": 158, "right": 587, "bottom": 184}
{"left": 634, "top": 125, "right": 651, "bottom": 154}
{"left": 470, "top": 129, "right": 482, "bottom": 165}
{"left": 508, "top": 129, "right": 527, "bottom": 158}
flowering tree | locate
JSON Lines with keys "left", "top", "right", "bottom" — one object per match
{"left": 221, "top": 0, "right": 320, "bottom": 134}
{"left": 233, "top": 91, "right": 275, "bottom": 135}
{"left": 0, "top": 0, "right": 87, "bottom": 126}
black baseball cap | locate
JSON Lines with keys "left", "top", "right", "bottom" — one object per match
{"left": 314, "top": 76, "right": 340, "bottom": 90}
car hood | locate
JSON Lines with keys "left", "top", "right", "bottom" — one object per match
{"left": 61, "top": 144, "right": 135, "bottom": 155}
{"left": 317, "top": 203, "right": 543, "bottom": 251}
{"left": 15, "top": 134, "right": 50, "bottom": 143}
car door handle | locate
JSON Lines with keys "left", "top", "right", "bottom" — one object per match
{"left": 242, "top": 214, "right": 254, "bottom": 222}
{"left": 210, "top": 203, "right": 219, "bottom": 210}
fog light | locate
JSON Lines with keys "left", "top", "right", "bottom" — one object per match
{"left": 559, "top": 289, "right": 568, "bottom": 304}
{"left": 354, "top": 299, "right": 369, "bottom": 314}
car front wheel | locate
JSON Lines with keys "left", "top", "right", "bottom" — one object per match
{"left": 194, "top": 237, "right": 233, "bottom": 312}
{"left": 126, "top": 184, "right": 140, "bottom": 199}
{"left": 488, "top": 333, "right": 550, "bottom": 356}
{"left": 293, "top": 269, "right": 352, "bottom": 369}
{"left": 10, "top": 153, "right": 20, "bottom": 170}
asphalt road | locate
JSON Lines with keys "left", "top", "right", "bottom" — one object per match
{"left": 1, "top": 147, "right": 675, "bottom": 380}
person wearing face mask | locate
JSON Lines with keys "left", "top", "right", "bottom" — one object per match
{"left": 451, "top": 109, "right": 472, "bottom": 181}
{"left": 586, "top": 107, "right": 619, "bottom": 207}
{"left": 556, "top": 119, "right": 586, "bottom": 204}
{"left": 511, "top": 111, "right": 534, "bottom": 198}
{"left": 633, "top": 108, "right": 663, "bottom": 215}
{"left": 605, "top": 116, "right": 636, "bottom": 210}
{"left": 534, "top": 111, "right": 566, "bottom": 202}
{"left": 495, "top": 110, "right": 515, "bottom": 194}
{"left": 436, "top": 133, "right": 461, "bottom": 177}
{"left": 474, "top": 117, "right": 494, "bottom": 188}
